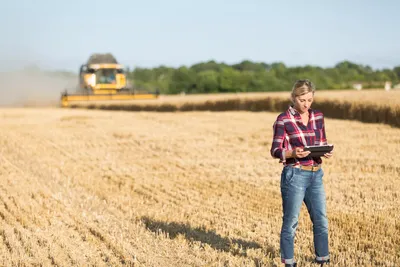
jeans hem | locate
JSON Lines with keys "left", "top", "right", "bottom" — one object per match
{"left": 315, "top": 255, "right": 330, "bottom": 263}
{"left": 281, "top": 258, "right": 295, "bottom": 264}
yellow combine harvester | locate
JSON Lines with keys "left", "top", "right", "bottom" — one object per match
{"left": 60, "top": 53, "right": 159, "bottom": 107}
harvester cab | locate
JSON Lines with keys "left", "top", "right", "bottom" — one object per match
{"left": 78, "top": 63, "right": 128, "bottom": 95}
{"left": 60, "top": 53, "right": 159, "bottom": 107}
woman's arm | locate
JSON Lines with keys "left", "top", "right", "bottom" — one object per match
{"left": 320, "top": 115, "right": 333, "bottom": 159}
{"left": 270, "top": 115, "right": 287, "bottom": 162}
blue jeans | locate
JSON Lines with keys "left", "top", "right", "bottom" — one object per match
{"left": 280, "top": 165, "right": 329, "bottom": 264}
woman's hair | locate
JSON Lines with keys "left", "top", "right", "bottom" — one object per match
{"left": 291, "top": 79, "right": 315, "bottom": 101}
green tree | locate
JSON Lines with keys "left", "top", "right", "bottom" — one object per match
{"left": 168, "top": 67, "right": 197, "bottom": 94}
{"left": 218, "top": 67, "right": 242, "bottom": 92}
{"left": 393, "top": 66, "right": 400, "bottom": 80}
{"left": 196, "top": 70, "right": 220, "bottom": 93}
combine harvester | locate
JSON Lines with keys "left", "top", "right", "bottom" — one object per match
{"left": 60, "top": 53, "right": 159, "bottom": 107}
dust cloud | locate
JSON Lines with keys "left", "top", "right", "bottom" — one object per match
{"left": 0, "top": 68, "right": 78, "bottom": 107}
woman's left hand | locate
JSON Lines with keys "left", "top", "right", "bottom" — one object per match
{"left": 323, "top": 151, "right": 333, "bottom": 158}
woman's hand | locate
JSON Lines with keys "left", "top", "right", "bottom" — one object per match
{"left": 323, "top": 147, "right": 334, "bottom": 158}
{"left": 292, "top": 147, "right": 311, "bottom": 158}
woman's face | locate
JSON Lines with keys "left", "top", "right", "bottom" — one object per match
{"left": 293, "top": 91, "right": 314, "bottom": 114}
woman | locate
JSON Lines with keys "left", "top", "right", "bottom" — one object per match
{"left": 270, "top": 79, "right": 333, "bottom": 267}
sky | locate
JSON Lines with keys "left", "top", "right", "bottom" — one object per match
{"left": 1, "top": 0, "right": 399, "bottom": 72}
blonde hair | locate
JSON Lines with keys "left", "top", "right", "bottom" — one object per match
{"left": 291, "top": 79, "right": 315, "bottom": 101}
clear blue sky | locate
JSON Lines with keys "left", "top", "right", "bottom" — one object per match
{"left": 2, "top": 0, "right": 399, "bottom": 72}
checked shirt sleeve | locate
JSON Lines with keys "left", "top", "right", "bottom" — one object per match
{"left": 270, "top": 115, "right": 287, "bottom": 163}
{"left": 320, "top": 115, "right": 328, "bottom": 145}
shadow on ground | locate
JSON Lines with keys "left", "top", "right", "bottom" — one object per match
{"left": 140, "top": 216, "right": 263, "bottom": 257}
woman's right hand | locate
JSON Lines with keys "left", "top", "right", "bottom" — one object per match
{"left": 292, "top": 147, "right": 311, "bottom": 158}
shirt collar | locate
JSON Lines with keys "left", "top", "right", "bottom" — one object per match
{"left": 288, "top": 105, "right": 313, "bottom": 116}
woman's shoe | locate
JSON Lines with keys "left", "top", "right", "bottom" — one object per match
{"left": 315, "top": 259, "right": 330, "bottom": 266}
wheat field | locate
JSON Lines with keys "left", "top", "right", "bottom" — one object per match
{"left": 0, "top": 106, "right": 399, "bottom": 266}
{"left": 66, "top": 89, "right": 400, "bottom": 108}
{"left": 65, "top": 89, "right": 400, "bottom": 128}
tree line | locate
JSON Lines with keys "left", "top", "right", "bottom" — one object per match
{"left": 127, "top": 60, "right": 400, "bottom": 94}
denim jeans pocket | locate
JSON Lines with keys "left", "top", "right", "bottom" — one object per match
{"left": 281, "top": 166, "right": 296, "bottom": 186}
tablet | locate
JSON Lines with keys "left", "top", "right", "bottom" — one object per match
{"left": 303, "top": 144, "right": 334, "bottom": 157}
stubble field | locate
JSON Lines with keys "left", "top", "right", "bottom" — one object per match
{"left": 0, "top": 105, "right": 399, "bottom": 266}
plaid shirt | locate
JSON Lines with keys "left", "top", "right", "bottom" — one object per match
{"left": 270, "top": 105, "right": 328, "bottom": 166}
